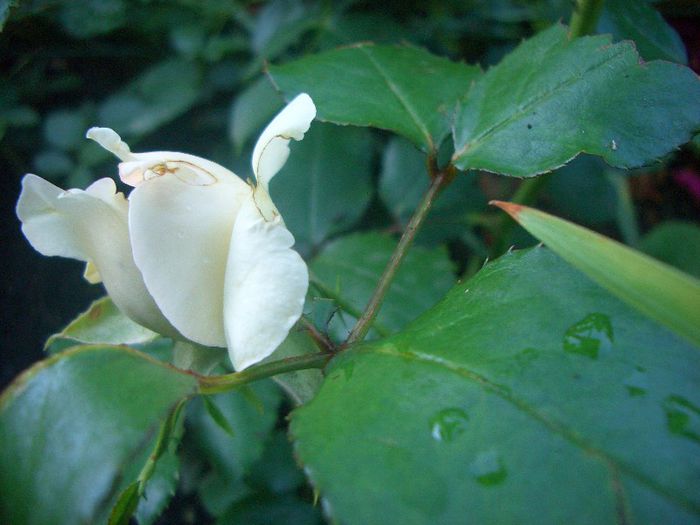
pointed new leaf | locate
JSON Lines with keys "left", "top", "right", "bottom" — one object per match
{"left": 45, "top": 296, "right": 158, "bottom": 352}
{"left": 492, "top": 201, "right": 700, "bottom": 348}
{"left": 268, "top": 44, "right": 481, "bottom": 153}
{"left": 292, "top": 248, "right": 700, "bottom": 524}
{"left": 0, "top": 345, "right": 197, "bottom": 525}
{"left": 452, "top": 25, "right": 700, "bottom": 177}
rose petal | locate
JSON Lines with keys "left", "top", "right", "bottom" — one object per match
{"left": 128, "top": 173, "right": 250, "bottom": 347}
{"left": 223, "top": 194, "right": 309, "bottom": 370}
{"left": 251, "top": 93, "right": 316, "bottom": 189}
{"left": 16, "top": 174, "right": 176, "bottom": 336}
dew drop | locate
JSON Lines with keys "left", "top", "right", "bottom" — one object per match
{"left": 623, "top": 366, "right": 648, "bottom": 397}
{"left": 663, "top": 395, "right": 700, "bottom": 443}
{"left": 470, "top": 450, "right": 507, "bottom": 486}
{"left": 429, "top": 408, "right": 468, "bottom": 443}
{"left": 563, "top": 313, "right": 613, "bottom": 359}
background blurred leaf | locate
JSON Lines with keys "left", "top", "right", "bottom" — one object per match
{"left": 269, "top": 44, "right": 481, "bottom": 153}
{"left": 310, "top": 232, "right": 456, "bottom": 337}
{"left": 452, "top": 25, "right": 700, "bottom": 176}
{"left": 379, "top": 137, "right": 486, "bottom": 245}
{"left": 640, "top": 221, "right": 700, "bottom": 279}
{"left": 271, "top": 122, "right": 375, "bottom": 252}
{"left": 541, "top": 156, "right": 618, "bottom": 226}
{"left": 599, "top": 0, "right": 687, "bottom": 63}
{"left": 0, "top": 345, "right": 197, "bottom": 525}
{"left": 229, "top": 76, "right": 283, "bottom": 153}
{"left": 292, "top": 248, "right": 700, "bottom": 524}
{"left": 98, "top": 59, "right": 202, "bottom": 138}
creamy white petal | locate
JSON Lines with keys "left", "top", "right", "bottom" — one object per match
{"left": 251, "top": 93, "right": 316, "bottom": 189}
{"left": 87, "top": 126, "right": 242, "bottom": 187}
{"left": 16, "top": 174, "right": 177, "bottom": 337}
{"left": 86, "top": 127, "right": 134, "bottom": 161}
{"left": 128, "top": 173, "right": 250, "bottom": 347}
{"left": 223, "top": 194, "right": 308, "bottom": 370}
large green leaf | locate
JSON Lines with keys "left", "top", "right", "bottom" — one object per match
{"left": 452, "top": 25, "right": 700, "bottom": 177}
{"left": 599, "top": 0, "right": 687, "bottom": 64}
{"left": 271, "top": 122, "right": 374, "bottom": 252}
{"left": 492, "top": 201, "right": 700, "bottom": 348}
{"left": 0, "top": 345, "right": 197, "bottom": 525}
{"left": 292, "top": 248, "right": 700, "bottom": 524}
{"left": 310, "top": 232, "right": 456, "bottom": 337}
{"left": 268, "top": 44, "right": 481, "bottom": 153}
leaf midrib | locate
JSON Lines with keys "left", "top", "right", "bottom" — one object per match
{"left": 368, "top": 344, "right": 699, "bottom": 516}
{"left": 453, "top": 41, "right": 629, "bottom": 162}
{"left": 358, "top": 45, "right": 434, "bottom": 152}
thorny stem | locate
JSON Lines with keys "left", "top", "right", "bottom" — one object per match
{"left": 198, "top": 352, "right": 332, "bottom": 395}
{"left": 345, "top": 164, "right": 451, "bottom": 346}
{"left": 300, "top": 316, "right": 335, "bottom": 352}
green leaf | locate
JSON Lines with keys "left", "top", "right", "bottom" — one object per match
{"left": 599, "top": 0, "right": 687, "bottom": 63}
{"left": 45, "top": 296, "right": 158, "bottom": 352}
{"left": 292, "top": 248, "right": 700, "bottom": 524}
{"left": 269, "top": 44, "right": 481, "bottom": 153}
{"left": 310, "top": 232, "right": 456, "bottom": 336}
{"left": 493, "top": 201, "right": 700, "bottom": 348}
{"left": 640, "top": 221, "right": 700, "bottom": 279}
{"left": 0, "top": 345, "right": 197, "bottom": 525}
{"left": 271, "top": 122, "right": 374, "bottom": 251}
{"left": 452, "top": 25, "right": 700, "bottom": 177}
{"left": 134, "top": 442, "right": 181, "bottom": 525}
{"left": 379, "top": 137, "right": 486, "bottom": 244}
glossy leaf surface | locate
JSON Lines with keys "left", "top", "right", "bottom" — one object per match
{"left": 269, "top": 44, "right": 480, "bottom": 153}
{"left": 0, "top": 345, "right": 197, "bottom": 525}
{"left": 292, "top": 248, "right": 700, "bottom": 524}
{"left": 452, "top": 25, "right": 700, "bottom": 177}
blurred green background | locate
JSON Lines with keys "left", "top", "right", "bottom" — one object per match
{"left": 1, "top": 1, "right": 699, "bottom": 522}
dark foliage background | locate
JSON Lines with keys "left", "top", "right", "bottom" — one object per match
{"left": 1, "top": 1, "right": 699, "bottom": 523}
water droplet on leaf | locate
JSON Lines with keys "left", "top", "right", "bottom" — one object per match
{"left": 663, "top": 395, "right": 700, "bottom": 443}
{"left": 429, "top": 408, "right": 468, "bottom": 443}
{"left": 563, "top": 313, "right": 613, "bottom": 359}
{"left": 470, "top": 450, "right": 507, "bottom": 486}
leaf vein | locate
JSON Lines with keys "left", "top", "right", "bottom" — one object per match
{"left": 358, "top": 45, "right": 434, "bottom": 151}
{"left": 370, "top": 345, "right": 699, "bottom": 515}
